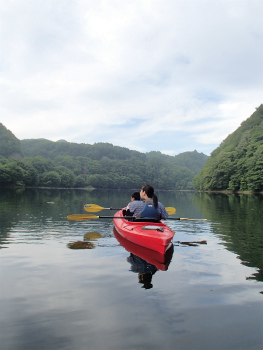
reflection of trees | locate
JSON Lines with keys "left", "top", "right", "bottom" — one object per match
{"left": 0, "top": 188, "right": 138, "bottom": 245}
{"left": 192, "top": 192, "right": 263, "bottom": 282}
{"left": 0, "top": 188, "right": 88, "bottom": 245}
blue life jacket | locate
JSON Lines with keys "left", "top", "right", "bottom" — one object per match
{"left": 140, "top": 203, "right": 160, "bottom": 220}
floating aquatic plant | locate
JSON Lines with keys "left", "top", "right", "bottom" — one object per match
{"left": 67, "top": 241, "right": 95, "bottom": 249}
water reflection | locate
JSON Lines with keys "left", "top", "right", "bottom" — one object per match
{"left": 127, "top": 254, "right": 157, "bottom": 289}
{"left": 113, "top": 228, "right": 174, "bottom": 289}
{"left": 192, "top": 192, "right": 263, "bottom": 281}
{"left": 1, "top": 189, "right": 263, "bottom": 350}
{"left": 67, "top": 231, "right": 103, "bottom": 249}
{"left": 1, "top": 188, "right": 262, "bottom": 283}
{"left": 83, "top": 232, "right": 103, "bottom": 241}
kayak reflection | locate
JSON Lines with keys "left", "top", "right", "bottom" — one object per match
{"left": 113, "top": 228, "right": 174, "bottom": 288}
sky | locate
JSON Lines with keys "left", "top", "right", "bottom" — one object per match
{"left": 0, "top": 0, "right": 262, "bottom": 156}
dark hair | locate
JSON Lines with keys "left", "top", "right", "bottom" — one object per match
{"left": 131, "top": 191, "right": 140, "bottom": 201}
{"left": 141, "top": 184, "right": 158, "bottom": 208}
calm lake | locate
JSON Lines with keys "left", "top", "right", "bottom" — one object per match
{"left": 0, "top": 188, "right": 262, "bottom": 350}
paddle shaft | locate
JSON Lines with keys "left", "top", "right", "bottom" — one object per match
{"left": 67, "top": 214, "right": 206, "bottom": 221}
{"left": 84, "top": 203, "right": 176, "bottom": 215}
{"left": 93, "top": 216, "right": 207, "bottom": 221}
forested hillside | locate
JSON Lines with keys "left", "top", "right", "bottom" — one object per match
{"left": 0, "top": 124, "right": 208, "bottom": 189}
{"left": 193, "top": 105, "right": 263, "bottom": 192}
{"left": 0, "top": 124, "right": 23, "bottom": 159}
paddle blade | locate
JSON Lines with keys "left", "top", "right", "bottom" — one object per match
{"left": 84, "top": 232, "right": 103, "bottom": 241}
{"left": 165, "top": 207, "right": 176, "bottom": 215}
{"left": 84, "top": 204, "right": 104, "bottom": 212}
{"left": 67, "top": 214, "right": 99, "bottom": 221}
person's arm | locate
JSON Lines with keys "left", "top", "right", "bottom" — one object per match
{"left": 127, "top": 201, "right": 134, "bottom": 212}
{"left": 158, "top": 202, "right": 169, "bottom": 219}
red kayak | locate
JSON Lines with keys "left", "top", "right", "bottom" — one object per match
{"left": 113, "top": 228, "right": 174, "bottom": 271}
{"left": 113, "top": 210, "right": 175, "bottom": 254}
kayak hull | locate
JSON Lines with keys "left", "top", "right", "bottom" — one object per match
{"left": 113, "top": 210, "right": 175, "bottom": 254}
{"left": 113, "top": 228, "right": 174, "bottom": 271}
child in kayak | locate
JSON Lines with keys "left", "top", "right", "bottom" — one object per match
{"left": 123, "top": 191, "right": 141, "bottom": 217}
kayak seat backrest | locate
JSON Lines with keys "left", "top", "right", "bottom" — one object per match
{"left": 134, "top": 218, "right": 160, "bottom": 223}
{"left": 140, "top": 203, "right": 160, "bottom": 221}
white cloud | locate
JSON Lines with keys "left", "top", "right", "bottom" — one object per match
{"left": 0, "top": 0, "right": 262, "bottom": 155}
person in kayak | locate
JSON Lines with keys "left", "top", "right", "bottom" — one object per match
{"left": 128, "top": 184, "right": 169, "bottom": 220}
{"left": 123, "top": 192, "right": 141, "bottom": 217}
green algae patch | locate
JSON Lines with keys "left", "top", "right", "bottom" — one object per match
{"left": 67, "top": 241, "right": 95, "bottom": 249}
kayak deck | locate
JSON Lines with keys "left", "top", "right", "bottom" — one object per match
{"left": 113, "top": 210, "right": 174, "bottom": 254}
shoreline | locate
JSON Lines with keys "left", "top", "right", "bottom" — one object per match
{"left": 0, "top": 186, "right": 262, "bottom": 195}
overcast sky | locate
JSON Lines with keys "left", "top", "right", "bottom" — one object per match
{"left": 0, "top": 0, "right": 262, "bottom": 156}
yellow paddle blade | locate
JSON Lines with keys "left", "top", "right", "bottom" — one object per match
{"left": 84, "top": 232, "right": 103, "bottom": 241}
{"left": 84, "top": 204, "right": 104, "bottom": 212}
{"left": 67, "top": 214, "right": 99, "bottom": 221}
{"left": 165, "top": 207, "right": 176, "bottom": 215}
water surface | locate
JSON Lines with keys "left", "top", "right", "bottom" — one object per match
{"left": 0, "top": 189, "right": 262, "bottom": 350}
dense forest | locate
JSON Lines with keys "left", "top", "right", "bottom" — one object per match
{"left": 193, "top": 104, "right": 263, "bottom": 192}
{"left": 2, "top": 104, "right": 262, "bottom": 191}
{"left": 0, "top": 124, "right": 208, "bottom": 189}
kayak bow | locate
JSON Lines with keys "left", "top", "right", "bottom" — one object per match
{"left": 113, "top": 210, "right": 174, "bottom": 254}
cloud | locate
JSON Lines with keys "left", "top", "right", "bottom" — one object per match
{"left": 0, "top": 0, "right": 262, "bottom": 155}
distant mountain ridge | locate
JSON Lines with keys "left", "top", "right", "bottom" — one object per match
{"left": 20, "top": 138, "right": 208, "bottom": 174}
{"left": 0, "top": 123, "right": 23, "bottom": 159}
{"left": 193, "top": 104, "right": 263, "bottom": 192}
{"left": 1, "top": 103, "right": 262, "bottom": 191}
{"left": 0, "top": 124, "right": 208, "bottom": 189}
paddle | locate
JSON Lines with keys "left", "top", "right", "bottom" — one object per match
{"left": 84, "top": 203, "right": 176, "bottom": 215}
{"left": 67, "top": 215, "right": 130, "bottom": 221}
{"left": 67, "top": 214, "right": 207, "bottom": 221}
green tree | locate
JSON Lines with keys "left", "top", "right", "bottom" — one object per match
{"left": 41, "top": 171, "right": 61, "bottom": 187}
{"left": 0, "top": 123, "right": 23, "bottom": 158}
{"left": 55, "top": 166, "right": 76, "bottom": 187}
{"left": 0, "top": 162, "right": 24, "bottom": 186}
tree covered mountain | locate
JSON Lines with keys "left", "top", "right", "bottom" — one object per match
{"left": 193, "top": 104, "right": 263, "bottom": 192}
{"left": 0, "top": 123, "right": 23, "bottom": 159}
{"left": 0, "top": 125, "right": 208, "bottom": 189}
{"left": 2, "top": 102, "right": 262, "bottom": 192}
